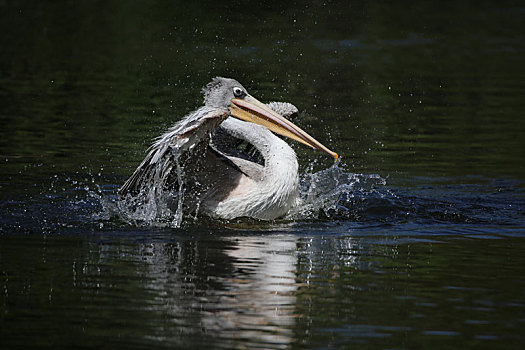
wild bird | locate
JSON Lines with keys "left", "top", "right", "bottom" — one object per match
{"left": 118, "top": 77, "right": 338, "bottom": 221}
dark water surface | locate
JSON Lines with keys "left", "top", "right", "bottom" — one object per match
{"left": 1, "top": 1, "right": 525, "bottom": 349}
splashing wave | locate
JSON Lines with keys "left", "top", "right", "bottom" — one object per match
{"left": 287, "top": 163, "right": 389, "bottom": 220}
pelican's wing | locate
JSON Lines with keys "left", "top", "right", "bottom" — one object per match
{"left": 265, "top": 101, "right": 299, "bottom": 121}
{"left": 118, "top": 106, "right": 230, "bottom": 197}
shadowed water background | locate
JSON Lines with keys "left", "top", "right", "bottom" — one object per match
{"left": 1, "top": 1, "right": 524, "bottom": 349}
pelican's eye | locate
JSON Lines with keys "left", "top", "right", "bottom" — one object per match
{"left": 233, "top": 86, "right": 245, "bottom": 98}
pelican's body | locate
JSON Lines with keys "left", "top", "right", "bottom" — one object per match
{"left": 118, "top": 77, "right": 337, "bottom": 221}
{"left": 206, "top": 118, "right": 299, "bottom": 219}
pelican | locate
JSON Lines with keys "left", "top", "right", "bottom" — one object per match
{"left": 118, "top": 77, "right": 338, "bottom": 220}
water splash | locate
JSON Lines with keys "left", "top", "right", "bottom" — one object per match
{"left": 287, "top": 162, "right": 389, "bottom": 220}
{"left": 101, "top": 160, "right": 388, "bottom": 227}
{"left": 96, "top": 186, "right": 183, "bottom": 229}
{"left": 97, "top": 152, "right": 192, "bottom": 228}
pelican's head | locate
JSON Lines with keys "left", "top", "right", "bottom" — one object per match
{"left": 203, "top": 77, "right": 247, "bottom": 108}
{"left": 203, "top": 77, "right": 339, "bottom": 161}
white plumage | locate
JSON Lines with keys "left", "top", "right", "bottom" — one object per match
{"left": 118, "top": 77, "right": 337, "bottom": 221}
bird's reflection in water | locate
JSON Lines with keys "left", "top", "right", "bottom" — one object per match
{"left": 135, "top": 233, "right": 298, "bottom": 348}
{"left": 213, "top": 234, "right": 297, "bottom": 346}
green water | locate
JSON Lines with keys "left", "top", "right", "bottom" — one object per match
{"left": 1, "top": 1, "right": 524, "bottom": 349}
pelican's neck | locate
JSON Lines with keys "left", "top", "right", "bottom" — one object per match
{"left": 214, "top": 118, "right": 299, "bottom": 219}
{"left": 220, "top": 118, "right": 299, "bottom": 182}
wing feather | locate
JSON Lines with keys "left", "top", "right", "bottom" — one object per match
{"left": 118, "top": 107, "right": 229, "bottom": 197}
